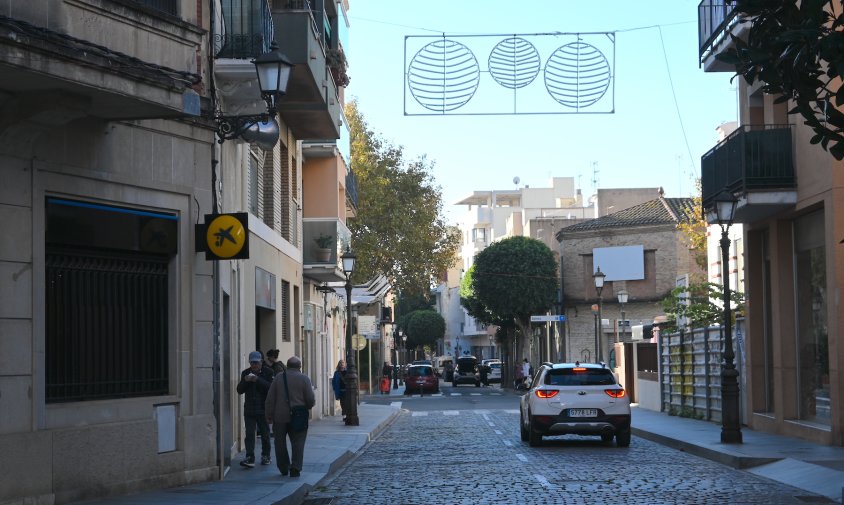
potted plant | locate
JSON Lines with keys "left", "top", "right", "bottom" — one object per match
{"left": 314, "top": 233, "right": 333, "bottom": 262}
{"left": 326, "top": 47, "right": 350, "bottom": 87}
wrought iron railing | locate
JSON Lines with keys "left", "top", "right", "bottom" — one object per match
{"left": 346, "top": 169, "right": 359, "bottom": 210}
{"left": 698, "top": 0, "right": 737, "bottom": 59}
{"left": 216, "top": 0, "right": 274, "bottom": 59}
{"left": 701, "top": 124, "right": 795, "bottom": 208}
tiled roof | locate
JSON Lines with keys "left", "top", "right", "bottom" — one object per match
{"left": 558, "top": 197, "right": 697, "bottom": 233}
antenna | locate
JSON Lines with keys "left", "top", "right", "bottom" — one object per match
{"left": 591, "top": 161, "right": 599, "bottom": 191}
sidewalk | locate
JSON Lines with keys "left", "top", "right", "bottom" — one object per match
{"left": 631, "top": 406, "right": 844, "bottom": 503}
{"left": 73, "top": 389, "right": 844, "bottom": 504}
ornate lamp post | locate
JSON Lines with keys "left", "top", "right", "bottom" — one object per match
{"left": 401, "top": 332, "right": 407, "bottom": 381}
{"left": 392, "top": 328, "right": 400, "bottom": 389}
{"left": 341, "top": 246, "right": 359, "bottom": 426}
{"left": 617, "top": 290, "right": 628, "bottom": 343}
{"left": 593, "top": 266, "right": 606, "bottom": 362}
{"left": 713, "top": 191, "right": 742, "bottom": 443}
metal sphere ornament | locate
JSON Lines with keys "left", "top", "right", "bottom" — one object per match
{"left": 544, "top": 41, "right": 611, "bottom": 109}
{"left": 488, "top": 37, "right": 541, "bottom": 89}
{"left": 407, "top": 39, "right": 480, "bottom": 112}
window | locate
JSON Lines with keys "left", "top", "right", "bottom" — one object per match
{"left": 45, "top": 198, "right": 175, "bottom": 402}
{"left": 793, "top": 210, "right": 829, "bottom": 424}
{"left": 472, "top": 227, "right": 486, "bottom": 242}
{"left": 546, "top": 368, "right": 616, "bottom": 386}
{"left": 281, "top": 280, "right": 291, "bottom": 342}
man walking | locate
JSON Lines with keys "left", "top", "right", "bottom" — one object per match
{"left": 266, "top": 356, "right": 315, "bottom": 477}
{"left": 236, "top": 351, "right": 274, "bottom": 468}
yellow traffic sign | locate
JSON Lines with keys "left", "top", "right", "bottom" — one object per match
{"left": 204, "top": 213, "right": 249, "bottom": 260}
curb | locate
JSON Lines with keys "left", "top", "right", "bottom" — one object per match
{"left": 631, "top": 427, "right": 780, "bottom": 469}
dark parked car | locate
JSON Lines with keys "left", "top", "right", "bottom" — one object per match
{"left": 452, "top": 356, "right": 480, "bottom": 387}
{"left": 404, "top": 364, "right": 439, "bottom": 394}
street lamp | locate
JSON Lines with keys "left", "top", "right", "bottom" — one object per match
{"left": 713, "top": 191, "right": 742, "bottom": 443}
{"left": 392, "top": 328, "right": 400, "bottom": 389}
{"left": 617, "top": 290, "right": 628, "bottom": 343}
{"left": 215, "top": 41, "right": 293, "bottom": 148}
{"left": 593, "top": 266, "right": 606, "bottom": 362}
{"left": 341, "top": 246, "right": 359, "bottom": 426}
{"left": 401, "top": 331, "right": 408, "bottom": 377}
{"left": 591, "top": 304, "right": 599, "bottom": 362}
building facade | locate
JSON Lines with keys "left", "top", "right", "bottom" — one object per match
{"left": 699, "top": 3, "right": 843, "bottom": 445}
{"left": 557, "top": 196, "right": 703, "bottom": 366}
{"left": 0, "top": 1, "right": 216, "bottom": 503}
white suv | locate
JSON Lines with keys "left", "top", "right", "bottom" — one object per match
{"left": 519, "top": 362, "right": 631, "bottom": 447}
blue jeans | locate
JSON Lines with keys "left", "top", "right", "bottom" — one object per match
{"left": 244, "top": 414, "right": 270, "bottom": 458}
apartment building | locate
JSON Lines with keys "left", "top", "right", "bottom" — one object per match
{"left": 0, "top": 0, "right": 359, "bottom": 503}
{"left": 213, "top": 0, "right": 355, "bottom": 471}
{"left": 0, "top": 1, "right": 215, "bottom": 503}
{"left": 699, "top": 2, "right": 842, "bottom": 445}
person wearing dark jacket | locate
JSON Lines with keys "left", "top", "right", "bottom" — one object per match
{"left": 265, "top": 356, "right": 316, "bottom": 477}
{"left": 236, "top": 351, "right": 274, "bottom": 468}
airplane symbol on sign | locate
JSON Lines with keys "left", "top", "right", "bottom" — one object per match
{"left": 214, "top": 226, "right": 236, "bottom": 247}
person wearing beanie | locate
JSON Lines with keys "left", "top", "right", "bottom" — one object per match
{"left": 236, "top": 351, "right": 274, "bottom": 468}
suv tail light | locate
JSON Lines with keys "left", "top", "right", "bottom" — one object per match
{"left": 605, "top": 389, "right": 626, "bottom": 398}
{"left": 535, "top": 389, "right": 558, "bottom": 399}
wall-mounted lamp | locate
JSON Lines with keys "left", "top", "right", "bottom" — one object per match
{"left": 215, "top": 41, "right": 293, "bottom": 149}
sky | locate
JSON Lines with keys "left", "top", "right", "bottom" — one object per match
{"left": 346, "top": 0, "right": 738, "bottom": 222}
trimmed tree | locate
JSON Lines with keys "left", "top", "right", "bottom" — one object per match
{"left": 470, "top": 236, "right": 558, "bottom": 385}
{"left": 405, "top": 310, "right": 445, "bottom": 359}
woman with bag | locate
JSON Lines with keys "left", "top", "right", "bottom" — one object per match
{"left": 332, "top": 360, "right": 346, "bottom": 421}
{"left": 265, "top": 355, "right": 315, "bottom": 477}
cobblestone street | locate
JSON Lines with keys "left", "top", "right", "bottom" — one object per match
{"left": 310, "top": 405, "right": 824, "bottom": 505}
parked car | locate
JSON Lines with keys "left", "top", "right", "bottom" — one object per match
{"left": 487, "top": 362, "right": 502, "bottom": 384}
{"left": 452, "top": 356, "right": 479, "bottom": 387}
{"left": 404, "top": 364, "right": 439, "bottom": 394}
{"left": 519, "top": 362, "right": 631, "bottom": 447}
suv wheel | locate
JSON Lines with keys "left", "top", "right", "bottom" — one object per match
{"left": 528, "top": 416, "right": 543, "bottom": 447}
{"left": 616, "top": 429, "right": 631, "bottom": 447}
{"left": 520, "top": 415, "right": 529, "bottom": 442}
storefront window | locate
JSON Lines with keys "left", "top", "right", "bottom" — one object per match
{"left": 793, "top": 211, "right": 829, "bottom": 424}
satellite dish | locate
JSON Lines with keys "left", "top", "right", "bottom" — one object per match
{"left": 513, "top": 176, "right": 520, "bottom": 186}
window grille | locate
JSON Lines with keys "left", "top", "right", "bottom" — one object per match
{"left": 46, "top": 249, "right": 169, "bottom": 402}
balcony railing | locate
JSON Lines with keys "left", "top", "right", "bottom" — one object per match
{"left": 215, "top": 0, "right": 274, "bottom": 59}
{"left": 303, "top": 219, "right": 351, "bottom": 267}
{"left": 699, "top": 0, "right": 737, "bottom": 60}
{"left": 346, "top": 170, "right": 358, "bottom": 211}
{"left": 701, "top": 124, "right": 795, "bottom": 208}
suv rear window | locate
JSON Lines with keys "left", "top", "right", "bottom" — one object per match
{"left": 456, "top": 358, "right": 476, "bottom": 372}
{"left": 546, "top": 368, "right": 616, "bottom": 386}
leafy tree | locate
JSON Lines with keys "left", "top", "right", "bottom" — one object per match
{"left": 661, "top": 281, "right": 746, "bottom": 329}
{"left": 459, "top": 265, "right": 497, "bottom": 325}
{"left": 471, "top": 236, "right": 558, "bottom": 340}
{"left": 676, "top": 179, "right": 708, "bottom": 274}
{"left": 718, "top": 0, "right": 844, "bottom": 159}
{"left": 346, "top": 100, "right": 461, "bottom": 295}
{"left": 405, "top": 310, "right": 445, "bottom": 353}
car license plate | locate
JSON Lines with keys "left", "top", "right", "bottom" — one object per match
{"left": 569, "top": 408, "right": 597, "bottom": 418}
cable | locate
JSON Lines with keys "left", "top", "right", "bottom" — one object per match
{"left": 657, "top": 25, "right": 696, "bottom": 184}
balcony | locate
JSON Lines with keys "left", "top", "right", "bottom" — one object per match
{"left": 346, "top": 169, "right": 358, "bottom": 214}
{"left": 698, "top": 0, "right": 748, "bottom": 72}
{"left": 303, "top": 218, "right": 351, "bottom": 282}
{"left": 271, "top": 1, "right": 342, "bottom": 140}
{"left": 701, "top": 125, "right": 797, "bottom": 223}
{"left": 213, "top": 0, "right": 274, "bottom": 115}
